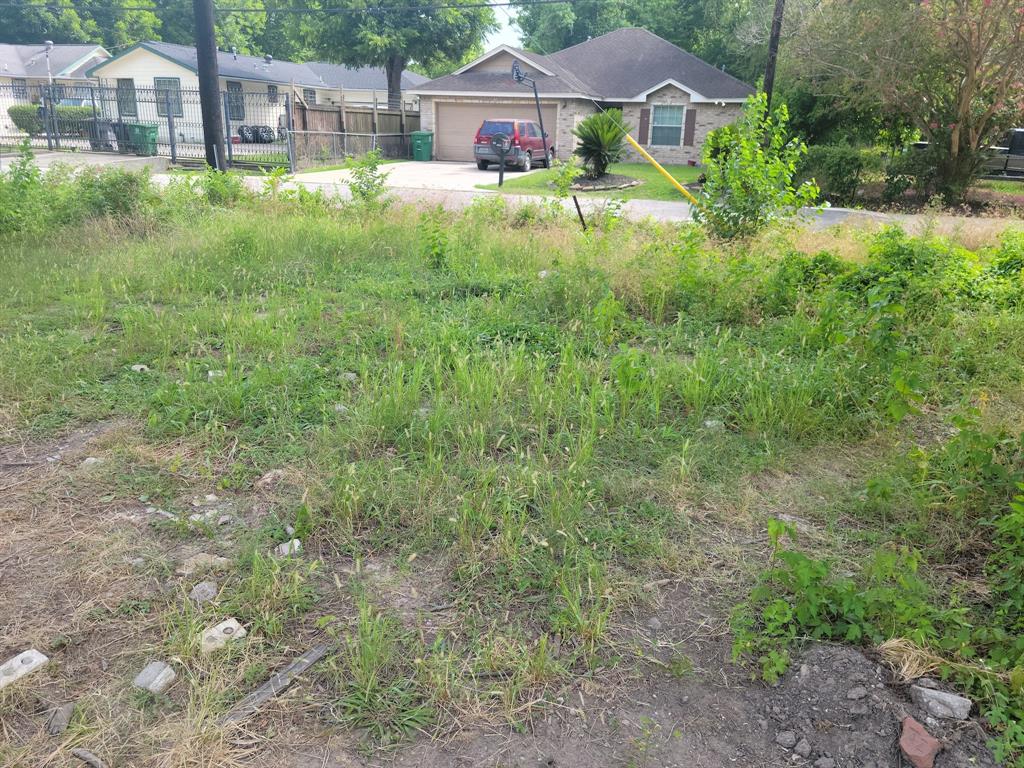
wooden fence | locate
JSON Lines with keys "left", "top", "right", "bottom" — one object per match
{"left": 293, "top": 104, "right": 420, "bottom": 135}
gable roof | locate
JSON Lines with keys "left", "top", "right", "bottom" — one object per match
{"left": 411, "top": 27, "right": 754, "bottom": 103}
{"left": 87, "top": 41, "right": 424, "bottom": 92}
{"left": 0, "top": 43, "right": 109, "bottom": 80}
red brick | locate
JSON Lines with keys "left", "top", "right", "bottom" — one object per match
{"left": 900, "top": 716, "right": 942, "bottom": 768}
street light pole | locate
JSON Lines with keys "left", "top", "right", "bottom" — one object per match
{"left": 44, "top": 40, "right": 53, "bottom": 86}
{"left": 511, "top": 61, "right": 550, "bottom": 167}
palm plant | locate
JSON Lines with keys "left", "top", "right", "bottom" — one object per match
{"left": 572, "top": 109, "right": 631, "bottom": 179}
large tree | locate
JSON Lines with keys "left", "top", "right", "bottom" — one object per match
{"left": 0, "top": 0, "right": 160, "bottom": 48}
{"left": 788, "top": 0, "right": 1024, "bottom": 197}
{"left": 305, "top": 0, "right": 495, "bottom": 107}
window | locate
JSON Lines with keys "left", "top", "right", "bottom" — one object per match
{"left": 116, "top": 78, "right": 137, "bottom": 117}
{"left": 154, "top": 77, "right": 183, "bottom": 117}
{"left": 12, "top": 78, "right": 28, "bottom": 99}
{"left": 226, "top": 80, "right": 245, "bottom": 120}
{"left": 651, "top": 105, "right": 684, "bottom": 146}
{"left": 302, "top": 88, "right": 316, "bottom": 105}
{"left": 267, "top": 84, "right": 278, "bottom": 105}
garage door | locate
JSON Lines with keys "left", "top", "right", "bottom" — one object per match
{"left": 434, "top": 102, "right": 558, "bottom": 161}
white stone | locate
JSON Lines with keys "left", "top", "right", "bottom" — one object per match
{"left": 176, "top": 553, "right": 232, "bottom": 577}
{"left": 207, "top": 370, "right": 225, "bottom": 380}
{"left": 189, "top": 581, "right": 218, "bottom": 604}
{"left": 256, "top": 468, "right": 286, "bottom": 489}
{"left": 130, "top": 364, "right": 150, "bottom": 373}
{"left": 200, "top": 618, "right": 246, "bottom": 654}
{"left": 341, "top": 371, "right": 359, "bottom": 383}
{"left": 910, "top": 684, "right": 972, "bottom": 720}
{"left": 703, "top": 419, "right": 725, "bottom": 430}
{"left": 217, "top": 515, "right": 232, "bottom": 526}
{"left": 188, "top": 510, "right": 218, "bottom": 524}
{"left": 0, "top": 649, "right": 48, "bottom": 690}
{"left": 333, "top": 403, "right": 350, "bottom": 414}
{"left": 274, "top": 539, "right": 302, "bottom": 557}
{"left": 133, "top": 660, "right": 176, "bottom": 694}
{"left": 80, "top": 457, "right": 103, "bottom": 468}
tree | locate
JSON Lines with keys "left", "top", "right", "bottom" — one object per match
{"left": 0, "top": 0, "right": 160, "bottom": 49}
{"left": 788, "top": 0, "right": 1024, "bottom": 199}
{"left": 304, "top": 0, "right": 495, "bottom": 108}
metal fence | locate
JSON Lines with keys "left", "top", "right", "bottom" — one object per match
{"left": 0, "top": 83, "right": 418, "bottom": 170}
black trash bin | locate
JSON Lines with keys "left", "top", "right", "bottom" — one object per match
{"left": 85, "top": 117, "right": 116, "bottom": 151}
{"left": 112, "top": 121, "right": 133, "bottom": 154}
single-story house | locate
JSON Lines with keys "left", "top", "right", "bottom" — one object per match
{"left": 409, "top": 27, "right": 754, "bottom": 164}
{"left": 1, "top": 43, "right": 109, "bottom": 133}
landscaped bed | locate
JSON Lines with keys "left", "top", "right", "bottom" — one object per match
{"left": 2, "top": 157, "right": 1024, "bottom": 767}
{"left": 477, "top": 161, "right": 702, "bottom": 201}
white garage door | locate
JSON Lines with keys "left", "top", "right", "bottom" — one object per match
{"left": 434, "top": 101, "right": 558, "bottom": 161}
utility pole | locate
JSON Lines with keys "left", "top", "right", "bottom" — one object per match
{"left": 193, "top": 0, "right": 227, "bottom": 170}
{"left": 763, "top": 0, "right": 786, "bottom": 115}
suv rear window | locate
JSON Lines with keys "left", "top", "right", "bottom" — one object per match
{"left": 479, "top": 120, "right": 514, "bottom": 137}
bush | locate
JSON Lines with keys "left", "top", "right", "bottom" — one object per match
{"left": 801, "top": 144, "right": 883, "bottom": 205}
{"left": 7, "top": 104, "right": 94, "bottom": 136}
{"left": 347, "top": 148, "right": 390, "bottom": 208}
{"left": 573, "top": 109, "right": 631, "bottom": 179}
{"left": 694, "top": 93, "right": 820, "bottom": 240}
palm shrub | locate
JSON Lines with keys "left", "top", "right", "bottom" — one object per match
{"left": 573, "top": 109, "right": 631, "bottom": 179}
{"left": 695, "top": 93, "right": 819, "bottom": 240}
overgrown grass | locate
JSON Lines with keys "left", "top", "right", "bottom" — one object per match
{"left": 3, "top": 153, "right": 1024, "bottom": 762}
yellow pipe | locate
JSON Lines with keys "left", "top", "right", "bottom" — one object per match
{"left": 623, "top": 133, "right": 700, "bottom": 207}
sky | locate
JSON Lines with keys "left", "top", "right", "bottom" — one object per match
{"left": 485, "top": 4, "right": 523, "bottom": 48}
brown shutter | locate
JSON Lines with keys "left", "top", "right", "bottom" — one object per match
{"left": 683, "top": 107, "right": 697, "bottom": 146}
{"left": 638, "top": 108, "right": 650, "bottom": 145}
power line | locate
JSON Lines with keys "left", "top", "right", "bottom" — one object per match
{"left": 0, "top": 0, "right": 578, "bottom": 13}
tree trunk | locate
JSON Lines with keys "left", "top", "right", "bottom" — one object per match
{"left": 386, "top": 54, "right": 406, "bottom": 110}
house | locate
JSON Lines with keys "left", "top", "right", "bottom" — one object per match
{"left": 408, "top": 27, "right": 754, "bottom": 164}
{"left": 1, "top": 43, "right": 109, "bottom": 134}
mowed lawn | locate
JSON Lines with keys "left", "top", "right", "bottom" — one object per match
{"left": 478, "top": 161, "right": 703, "bottom": 200}
{"left": 3, "top": 165, "right": 1024, "bottom": 764}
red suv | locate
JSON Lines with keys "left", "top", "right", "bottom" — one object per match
{"left": 474, "top": 118, "right": 554, "bottom": 171}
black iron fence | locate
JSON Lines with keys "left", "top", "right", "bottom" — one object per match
{"left": 1, "top": 83, "right": 418, "bottom": 170}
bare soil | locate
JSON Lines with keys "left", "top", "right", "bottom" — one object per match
{"left": 0, "top": 422, "right": 1000, "bottom": 767}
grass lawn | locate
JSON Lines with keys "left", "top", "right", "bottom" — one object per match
{"left": 975, "top": 177, "right": 1024, "bottom": 195}
{"left": 477, "top": 161, "right": 702, "bottom": 201}
{"left": 3, "top": 160, "right": 1024, "bottom": 764}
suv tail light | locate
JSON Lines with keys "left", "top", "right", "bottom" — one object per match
{"left": 512, "top": 125, "right": 520, "bottom": 147}
{"left": 474, "top": 129, "right": 482, "bottom": 144}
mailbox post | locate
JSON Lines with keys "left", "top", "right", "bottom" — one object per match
{"left": 491, "top": 132, "right": 512, "bottom": 187}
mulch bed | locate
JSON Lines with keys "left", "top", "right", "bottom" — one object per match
{"left": 570, "top": 173, "right": 642, "bottom": 192}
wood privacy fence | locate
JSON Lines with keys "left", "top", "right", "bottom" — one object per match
{"left": 291, "top": 103, "right": 421, "bottom": 169}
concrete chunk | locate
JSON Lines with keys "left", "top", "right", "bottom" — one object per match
{"left": 274, "top": 539, "right": 302, "bottom": 557}
{"left": 46, "top": 702, "right": 75, "bottom": 735}
{"left": 0, "top": 649, "right": 48, "bottom": 689}
{"left": 201, "top": 618, "right": 247, "bottom": 654}
{"left": 188, "top": 580, "right": 218, "bottom": 604}
{"left": 176, "top": 553, "right": 232, "bottom": 577}
{"left": 133, "top": 661, "right": 176, "bottom": 694}
{"left": 910, "top": 684, "right": 972, "bottom": 720}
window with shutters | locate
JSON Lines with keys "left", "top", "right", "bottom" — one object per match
{"left": 651, "top": 105, "right": 684, "bottom": 146}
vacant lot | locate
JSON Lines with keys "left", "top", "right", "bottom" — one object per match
{"left": 1, "top": 165, "right": 1023, "bottom": 767}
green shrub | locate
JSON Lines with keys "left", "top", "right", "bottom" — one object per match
{"left": 7, "top": 104, "right": 94, "bottom": 136}
{"left": 572, "top": 109, "right": 631, "bottom": 179}
{"left": 694, "top": 93, "right": 820, "bottom": 240}
{"left": 347, "top": 148, "right": 390, "bottom": 208}
{"left": 801, "top": 144, "right": 883, "bottom": 205}
{"left": 8, "top": 104, "right": 43, "bottom": 135}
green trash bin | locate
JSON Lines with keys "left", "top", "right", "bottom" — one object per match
{"left": 411, "top": 130, "right": 433, "bottom": 161}
{"left": 126, "top": 123, "right": 159, "bottom": 156}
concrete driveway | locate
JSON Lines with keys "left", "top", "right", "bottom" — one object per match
{"left": 295, "top": 160, "right": 542, "bottom": 192}
{"left": 0, "top": 149, "right": 168, "bottom": 173}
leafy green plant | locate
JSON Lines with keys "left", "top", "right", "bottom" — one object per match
{"left": 695, "top": 93, "right": 820, "bottom": 239}
{"left": 573, "top": 109, "right": 631, "bottom": 179}
{"left": 801, "top": 143, "right": 882, "bottom": 205}
{"left": 348, "top": 149, "right": 390, "bottom": 208}
{"left": 551, "top": 157, "right": 584, "bottom": 198}
{"left": 7, "top": 104, "right": 93, "bottom": 136}
{"left": 419, "top": 208, "right": 449, "bottom": 271}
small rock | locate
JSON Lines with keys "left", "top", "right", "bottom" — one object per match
{"left": 703, "top": 419, "right": 725, "bottom": 430}
{"left": 415, "top": 407, "right": 431, "bottom": 419}
{"left": 176, "top": 553, "right": 231, "bottom": 577}
{"left": 129, "top": 557, "right": 146, "bottom": 568}
{"left": 846, "top": 685, "right": 868, "bottom": 700}
{"left": 188, "top": 510, "right": 218, "bottom": 524}
{"left": 285, "top": 525, "right": 296, "bottom": 536}
{"left": 645, "top": 617, "right": 662, "bottom": 631}
{"left": 538, "top": 269, "right": 556, "bottom": 279}
{"left": 274, "top": 538, "right": 302, "bottom": 557}
{"left": 757, "top": 718, "right": 769, "bottom": 731}
{"left": 900, "top": 716, "right": 942, "bottom": 768}
{"left": 207, "top": 370, "right": 225, "bottom": 380}
{"left": 341, "top": 371, "right": 358, "bottom": 383}
{"left": 797, "top": 664, "right": 810, "bottom": 685}
{"left": 850, "top": 702, "right": 869, "bottom": 716}
{"left": 145, "top": 506, "right": 175, "bottom": 520}
{"left": 130, "top": 364, "right": 150, "bottom": 373}
{"left": 0, "top": 649, "right": 49, "bottom": 689}
{"left": 80, "top": 457, "right": 103, "bottom": 468}
{"left": 333, "top": 403, "right": 350, "bottom": 415}
{"left": 217, "top": 515, "right": 232, "bottom": 526}
{"left": 133, "top": 661, "right": 175, "bottom": 694}
{"left": 794, "top": 738, "right": 811, "bottom": 758}
{"left": 46, "top": 702, "right": 75, "bottom": 735}
{"left": 910, "top": 684, "right": 972, "bottom": 720}
{"left": 775, "top": 730, "right": 797, "bottom": 749}
{"left": 813, "top": 759, "right": 835, "bottom": 768}
{"left": 256, "top": 469, "right": 286, "bottom": 489}
{"left": 188, "top": 581, "right": 218, "bottom": 604}
{"left": 200, "top": 618, "right": 247, "bottom": 654}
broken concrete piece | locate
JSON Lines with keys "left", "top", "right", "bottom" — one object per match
{"left": 207, "top": 370, "right": 225, "bottom": 380}
{"left": 333, "top": 403, "right": 350, "bottom": 414}
{"left": 900, "top": 716, "right": 942, "bottom": 768}
{"left": 188, "top": 510, "right": 218, "bottom": 524}
{"left": 341, "top": 371, "right": 359, "bottom": 383}
{"left": 200, "top": 618, "right": 246, "bottom": 654}
{"left": 220, "top": 643, "right": 328, "bottom": 724}
{"left": 80, "top": 457, "right": 103, "bottom": 468}
{"left": 910, "top": 684, "right": 972, "bottom": 720}
{"left": 176, "top": 553, "right": 231, "bottom": 577}
{"left": 703, "top": 419, "right": 725, "bottom": 430}
{"left": 794, "top": 738, "right": 812, "bottom": 758}
{"left": 188, "top": 581, "right": 218, "bottom": 604}
{"left": 274, "top": 538, "right": 302, "bottom": 557}
{"left": 130, "top": 364, "right": 150, "bottom": 373}
{"left": 0, "top": 649, "right": 48, "bottom": 690}
{"left": 46, "top": 702, "right": 75, "bottom": 735}
{"left": 217, "top": 515, "right": 232, "bottom": 526}
{"left": 256, "top": 468, "right": 286, "bottom": 489}
{"left": 71, "top": 748, "right": 108, "bottom": 768}
{"left": 133, "top": 661, "right": 176, "bottom": 694}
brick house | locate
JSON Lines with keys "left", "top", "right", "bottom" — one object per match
{"left": 409, "top": 27, "right": 753, "bottom": 164}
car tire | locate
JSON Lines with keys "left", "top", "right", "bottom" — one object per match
{"left": 521, "top": 151, "right": 532, "bottom": 172}
{"left": 544, "top": 149, "right": 555, "bottom": 168}
{"left": 477, "top": 160, "right": 489, "bottom": 170}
